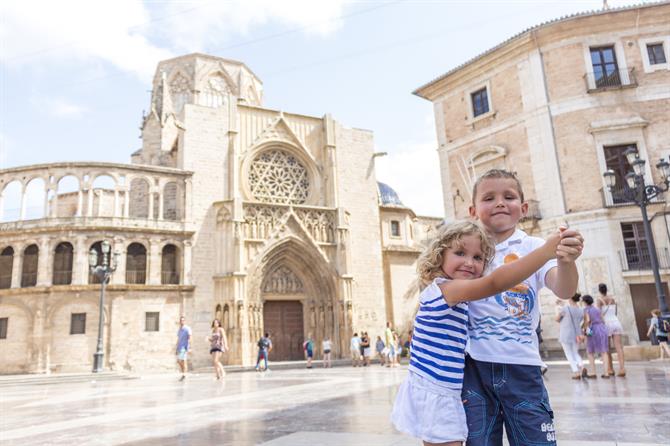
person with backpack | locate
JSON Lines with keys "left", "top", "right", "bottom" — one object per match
{"left": 303, "top": 335, "right": 315, "bottom": 369}
{"left": 255, "top": 332, "right": 272, "bottom": 372}
{"left": 647, "top": 309, "right": 670, "bottom": 360}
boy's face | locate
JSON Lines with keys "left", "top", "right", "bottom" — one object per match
{"left": 469, "top": 178, "right": 528, "bottom": 240}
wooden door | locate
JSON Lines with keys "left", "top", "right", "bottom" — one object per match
{"left": 629, "top": 283, "right": 669, "bottom": 340}
{"left": 263, "top": 301, "right": 304, "bottom": 361}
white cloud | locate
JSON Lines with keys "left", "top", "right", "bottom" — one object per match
{"left": 48, "top": 99, "right": 88, "bottom": 118}
{"left": 155, "top": 0, "right": 347, "bottom": 52}
{"left": 375, "top": 141, "right": 444, "bottom": 218}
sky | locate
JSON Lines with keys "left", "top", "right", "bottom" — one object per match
{"left": 0, "top": 0, "right": 656, "bottom": 217}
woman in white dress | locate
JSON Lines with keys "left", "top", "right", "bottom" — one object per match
{"left": 597, "top": 283, "right": 626, "bottom": 377}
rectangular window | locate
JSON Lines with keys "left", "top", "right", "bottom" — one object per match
{"left": 390, "top": 220, "right": 401, "bottom": 237}
{"left": 145, "top": 312, "right": 160, "bottom": 332}
{"left": 590, "top": 46, "right": 620, "bottom": 88}
{"left": 647, "top": 43, "right": 667, "bottom": 65}
{"left": 604, "top": 144, "right": 636, "bottom": 204}
{"left": 0, "top": 318, "right": 7, "bottom": 339}
{"left": 621, "top": 222, "right": 650, "bottom": 269}
{"left": 470, "top": 87, "right": 489, "bottom": 117}
{"left": 70, "top": 313, "right": 86, "bottom": 335}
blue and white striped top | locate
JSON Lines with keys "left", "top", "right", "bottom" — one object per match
{"left": 409, "top": 278, "right": 468, "bottom": 391}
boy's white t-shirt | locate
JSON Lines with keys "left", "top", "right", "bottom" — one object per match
{"left": 467, "top": 229, "right": 557, "bottom": 366}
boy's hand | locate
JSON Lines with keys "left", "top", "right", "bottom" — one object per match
{"left": 557, "top": 228, "right": 584, "bottom": 262}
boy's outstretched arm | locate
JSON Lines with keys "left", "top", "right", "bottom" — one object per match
{"left": 438, "top": 231, "right": 561, "bottom": 306}
{"left": 546, "top": 228, "right": 584, "bottom": 299}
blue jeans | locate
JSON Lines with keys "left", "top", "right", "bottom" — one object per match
{"left": 462, "top": 356, "right": 556, "bottom": 446}
{"left": 256, "top": 349, "right": 269, "bottom": 370}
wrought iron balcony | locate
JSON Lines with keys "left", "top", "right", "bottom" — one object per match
{"left": 601, "top": 184, "right": 665, "bottom": 208}
{"left": 619, "top": 247, "right": 670, "bottom": 272}
{"left": 585, "top": 68, "right": 637, "bottom": 92}
{"left": 126, "top": 270, "right": 147, "bottom": 284}
{"left": 161, "top": 271, "right": 180, "bottom": 285}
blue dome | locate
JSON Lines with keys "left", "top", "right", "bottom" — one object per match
{"left": 377, "top": 182, "right": 404, "bottom": 206}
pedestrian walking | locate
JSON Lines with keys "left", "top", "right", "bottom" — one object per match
{"left": 597, "top": 283, "right": 626, "bottom": 377}
{"left": 255, "top": 332, "right": 272, "bottom": 372}
{"left": 582, "top": 294, "right": 609, "bottom": 378}
{"left": 647, "top": 309, "right": 670, "bottom": 359}
{"left": 350, "top": 333, "right": 361, "bottom": 367}
{"left": 375, "top": 335, "right": 385, "bottom": 366}
{"left": 322, "top": 336, "right": 333, "bottom": 368}
{"left": 175, "top": 315, "right": 192, "bottom": 381}
{"left": 384, "top": 322, "right": 394, "bottom": 367}
{"left": 303, "top": 335, "right": 315, "bottom": 368}
{"left": 361, "top": 332, "right": 371, "bottom": 366}
{"left": 556, "top": 293, "right": 586, "bottom": 379}
{"left": 208, "top": 319, "right": 228, "bottom": 380}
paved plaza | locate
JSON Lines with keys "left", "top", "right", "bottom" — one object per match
{"left": 1, "top": 361, "right": 668, "bottom": 446}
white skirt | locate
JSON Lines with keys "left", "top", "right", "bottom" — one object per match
{"left": 605, "top": 318, "right": 624, "bottom": 336}
{"left": 391, "top": 371, "right": 467, "bottom": 443}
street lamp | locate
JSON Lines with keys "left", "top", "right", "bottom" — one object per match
{"left": 603, "top": 148, "right": 670, "bottom": 314}
{"left": 88, "top": 240, "right": 120, "bottom": 373}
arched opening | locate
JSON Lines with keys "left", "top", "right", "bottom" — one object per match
{"left": 1, "top": 180, "right": 22, "bottom": 222}
{"left": 52, "top": 242, "right": 74, "bottom": 285}
{"left": 200, "top": 74, "right": 228, "bottom": 108}
{"left": 24, "top": 178, "right": 46, "bottom": 220}
{"left": 21, "top": 244, "right": 39, "bottom": 287}
{"left": 161, "top": 244, "right": 180, "bottom": 284}
{"left": 0, "top": 246, "right": 14, "bottom": 288}
{"left": 222, "top": 304, "right": 230, "bottom": 331}
{"left": 126, "top": 242, "right": 147, "bottom": 284}
{"left": 88, "top": 241, "right": 104, "bottom": 284}
{"left": 91, "top": 175, "right": 116, "bottom": 217}
{"left": 129, "top": 178, "right": 150, "bottom": 219}
{"left": 55, "top": 176, "right": 80, "bottom": 217}
{"left": 163, "top": 181, "right": 179, "bottom": 220}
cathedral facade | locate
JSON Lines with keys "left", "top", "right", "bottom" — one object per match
{"left": 0, "top": 54, "right": 439, "bottom": 373}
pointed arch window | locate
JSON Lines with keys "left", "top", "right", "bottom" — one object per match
{"left": 21, "top": 244, "right": 38, "bottom": 287}
{"left": 53, "top": 242, "right": 74, "bottom": 285}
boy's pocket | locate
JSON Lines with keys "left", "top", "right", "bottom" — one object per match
{"left": 511, "top": 400, "right": 556, "bottom": 445}
{"left": 462, "top": 390, "right": 487, "bottom": 438}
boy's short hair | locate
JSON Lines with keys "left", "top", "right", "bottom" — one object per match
{"left": 471, "top": 169, "right": 525, "bottom": 204}
{"left": 416, "top": 220, "right": 495, "bottom": 286}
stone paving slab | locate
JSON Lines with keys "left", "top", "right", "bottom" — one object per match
{"left": 0, "top": 361, "right": 668, "bottom": 445}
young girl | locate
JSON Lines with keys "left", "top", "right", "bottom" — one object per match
{"left": 208, "top": 319, "right": 228, "bottom": 380}
{"left": 391, "top": 220, "right": 560, "bottom": 446}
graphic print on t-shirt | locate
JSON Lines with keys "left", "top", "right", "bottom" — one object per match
{"left": 469, "top": 250, "right": 535, "bottom": 345}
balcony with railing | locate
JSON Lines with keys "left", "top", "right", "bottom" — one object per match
{"left": 0, "top": 274, "right": 11, "bottom": 289}
{"left": 619, "top": 246, "right": 670, "bottom": 272}
{"left": 126, "top": 270, "right": 147, "bottom": 285}
{"left": 601, "top": 183, "right": 665, "bottom": 208}
{"left": 161, "top": 271, "right": 180, "bottom": 285}
{"left": 584, "top": 68, "right": 637, "bottom": 93}
{"left": 52, "top": 270, "right": 73, "bottom": 285}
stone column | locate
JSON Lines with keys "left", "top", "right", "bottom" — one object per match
{"left": 86, "top": 188, "right": 94, "bottom": 217}
{"left": 76, "top": 190, "right": 83, "bottom": 217}
{"left": 182, "top": 240, "right": 192, "bottom": 285}
{"left": 148, "top": 238, "right": 161, "bottom": 285}
{"left": 19, "top": 183, "right": 26, "bottom": 220}
{"left": 123, "top": 189, "right": 130, "bottom": 218}
{"left": 112, "top": 238, "right": 126, "bottom": 285}
{"left": 42, "top": 186, "right": 50, "bottom": 219}
{"left": 72, "top": 236, "right": 88, "bottom": 285}
{"left": 113, "top": 190, "right": 120, "bottom": 217}
{"left": 158, "top": 190, "right": 164, "bottom": 221}
{"left": 10, "top": 243, "right": 23, "bottom": 288}
{"left": 148, "top": 191, "right": 155, "bottom": 220}
{"left": 36, "top": 237, "right": 50, "bottom": 286}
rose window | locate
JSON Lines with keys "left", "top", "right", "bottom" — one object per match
{"left": 248, "top": 149, "right": 309, "bottom": 204}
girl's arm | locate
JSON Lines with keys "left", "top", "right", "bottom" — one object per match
{"left": 439, "top": 231, "right": 560, "bottom": 306}
{"left": 554, "top": 308, "right": 564, "bottom": 323}
{"left": 646, "top": 318, "right": 656, "bottom": 337}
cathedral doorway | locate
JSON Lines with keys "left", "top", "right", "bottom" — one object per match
{"left": 263, "top": 300, "right": 304, "bottom": 361}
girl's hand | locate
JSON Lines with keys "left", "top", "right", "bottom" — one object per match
{"left": 542, "top": 230, "right": 562, "bottom": 259}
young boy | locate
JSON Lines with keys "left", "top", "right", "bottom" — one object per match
{"left": 445, "top": 169, "right": 583, "bottom": 446}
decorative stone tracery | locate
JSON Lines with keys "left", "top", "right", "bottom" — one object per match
{"left": 248, "top": 150, "right": 309, "bottom": 204}
{"left": 261, "top": 266, "right": 304, "bottom": 294}
{"left": 242, "top": 203, "right": 336, "bottom": 243}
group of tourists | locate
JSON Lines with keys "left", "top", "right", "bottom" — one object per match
{"left": 349, "top": 325, "right": 408, "bottom": 368}
{"left": 555, "top": 284, "right": 627, "bottom": 379}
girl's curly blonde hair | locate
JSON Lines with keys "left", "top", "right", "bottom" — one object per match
{"left": 417, "top": 220, "right": 495, "bottom": 286}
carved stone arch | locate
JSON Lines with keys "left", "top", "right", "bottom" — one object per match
{"left": 0, "top": 297, "right": 35, "bottom": 321}
{"left": 168, "top": 69, "right": 192, "bottom": 113}
{"left": 197, "top": 63, "right": 238, "bottom": 95}
{"left": 241, "top": 142, "right": 321, "bottom": 206}
{"left": 468, "top": 145, "right": 507, "bottom": 177}
{"left": 216, "top": 206, "right": 232, "bottom": 224}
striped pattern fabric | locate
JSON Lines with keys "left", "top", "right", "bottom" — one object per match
{"left": 408, "top": 279, "right": 468, "bottom": 390}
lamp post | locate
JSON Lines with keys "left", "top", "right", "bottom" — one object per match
{"left": 603, "top": 148, "right": 670, "bottom": 314}
{"left": 88, "top": 240, "right": 120, "bottom": 373}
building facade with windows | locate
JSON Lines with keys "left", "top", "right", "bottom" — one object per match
{"left": 414, "top": 2, "right": 670, "bottom": 343}
{"left": 0, "top": 53, "right": 439, "bottom": 374}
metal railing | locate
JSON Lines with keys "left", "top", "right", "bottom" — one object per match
{"left": 126, "top": 270, "right": 147, "bottom": 284}
{"left": 601, "top": 183, "right": 665, "bottom": 208}
{"left": 619, "top": 247, "right": 670, "bottom": 271}
{"left": 20, "top": 272, "right": 37, "bottom": 287}
{"left": 52, "top": 270, "right": 72, "bottom": 285}
{"left": 584, "top": 68, "right": 636, "bottom": 92}
{"left": 161, "top": 271, "right": 180, "bottom": 285}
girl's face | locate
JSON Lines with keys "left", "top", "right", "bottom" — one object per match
{"left": 440, "top": 234, "right": 486, "bottom": 280}
{"left": 469, "top": 178, "right": 528, "bottom": 241}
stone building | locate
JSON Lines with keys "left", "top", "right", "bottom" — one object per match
{"left": 0, "top": 53, "right": 440, "bottom": 374}
{"left": 414, "top": 2, "right": 670, "bottom": 343}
